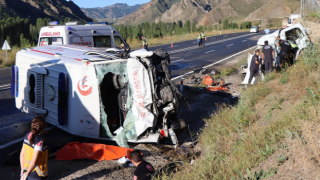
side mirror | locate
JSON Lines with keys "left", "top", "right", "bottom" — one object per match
{"left": 124, "top": 44, "right": 130, "bottom": 53}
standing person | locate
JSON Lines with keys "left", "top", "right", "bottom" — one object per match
{"left": 131, "top": 150, "right": 155, "bottom": 180}
{"left": 142, "top": 35, "right": 148, "bottom": 51}
{"left": 248, "top": 49, "right": 260, "bottom": 85}
{"left": 261, "top": 41, "right": 275, "bottom": 73}
{"left": 201, "top": 31, "right": 206, "bottom": 46}
{"left": 274, "top": 40, "right": 281, "bottom": 70}
{"left": 264, "top": 27, "right": 270, "bottom": 34}
{"left": 20, "top": 116, "right": 48, "bottom": 180}
{"left": 198, "top": 32, "right": 202, "bottom": 47}
{"left": 287, "top": 37, "right": 298, "bottom": 64}
{"left": 279, "top": 39, "right": 292, "bottom": 67}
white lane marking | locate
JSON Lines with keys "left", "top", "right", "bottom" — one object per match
{"left": 242, "top": 40, "right": 247, "bottom": 42}
{"left": 0, "top": 84, "right": 10, "bottom": 88}
{"left": 227, "top": 44, "right": 234, "bottom": 47}
{"left": 169, "top": 45, "right": 179, "bottom": 48}
{"left": 0, "top": 87, "right": 11, "bottom": 91}
{"left": 172, "top": 59, "right": 184, "bottom": 63}
{"left": 168, "top": 33, "right": 256, "bottom": 54}
{"left": 223, "top": 35, "right": 228, "bottom": 37}
{"left": 0, "top": 127, "right": 55, "bottom": 150}
{"left": 193, "top": 41, "right": 198, "bottom": 43}
{"left": 171, "top": 45, "right": 257, "bottom": 81}
{"left": 205, "top": 50, "right": 215, "bottom": 54}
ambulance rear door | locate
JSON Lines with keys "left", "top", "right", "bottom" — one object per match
{"left": 38, "top": 26, "right": 67, "bottom": 47}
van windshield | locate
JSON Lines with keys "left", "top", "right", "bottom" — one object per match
{"left": 93, "top": 36, "right": 112, "bottom": 48}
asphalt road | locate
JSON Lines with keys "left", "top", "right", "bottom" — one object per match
{"left": 148, "top": 31, "right": 265, "bottom": 79}
{"left": 0, "top": 31, "right": 269, "bottom": 151}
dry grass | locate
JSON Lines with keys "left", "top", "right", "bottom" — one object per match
{"left": 0, "top": 46, "right": 20, "bottom": 67}
{"left": 127, "top": 29, "right": 249, "bottom": 49}
{"left": 156, "top": 43, "right": 320, "bottom": 179}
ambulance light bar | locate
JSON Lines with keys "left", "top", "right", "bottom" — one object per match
{"left": 87, "top": 22, "right": 108, "bottom": 25}
{"left": 48, "top": 21, "right": 59, "bottom": 26}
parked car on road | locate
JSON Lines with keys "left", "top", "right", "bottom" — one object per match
{"left": 250, "top": 26, "right": 260, "bottom": 33}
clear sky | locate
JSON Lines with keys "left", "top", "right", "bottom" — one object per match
{"left": 72, "top": 0, "right": 150, "bottom": 8}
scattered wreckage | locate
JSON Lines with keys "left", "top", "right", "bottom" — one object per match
{"left": 12, "top": 45, "right": 188, "bottom": 148}
{"left": 241, "top": 23, "right": 312, "bottom": 84}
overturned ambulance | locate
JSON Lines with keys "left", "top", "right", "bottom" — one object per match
{"left": 12, "top": 45, "right": 187, "bottom": 147}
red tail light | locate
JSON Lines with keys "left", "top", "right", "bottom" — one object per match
{"left": 307, "top": 33, "right": 312, "bottom": 42}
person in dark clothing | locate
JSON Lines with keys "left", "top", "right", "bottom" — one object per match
{"left": 131, "top": 150, "right": 155, "bottom": 180}
{"left": 261, "top": 41, "right": 275, "bottom": 73}
{"left": 279, "top": 39, "right": 292, "bottom": 67}
{"left": 248, "top": 49, "right": 260, "bottom": 85}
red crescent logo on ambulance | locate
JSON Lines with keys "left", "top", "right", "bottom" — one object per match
{"left": 77, "top": 76, "right": 92, "bottom": 96}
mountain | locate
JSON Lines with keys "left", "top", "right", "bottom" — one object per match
{"left": 0, "top": 0, "right": 93, "bottom": 22}
{"left": 81, "top": 3, "right": 143, "bottom": 21}
{"left": 116, "top": 0, "right": 301, "bottom": 26}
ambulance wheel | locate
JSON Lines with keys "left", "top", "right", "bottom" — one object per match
{"left": 113, "top": 74, "right": 123, "bottom": 90}
{"left": 171, "top": 119, "right": 187, "bottom": 135}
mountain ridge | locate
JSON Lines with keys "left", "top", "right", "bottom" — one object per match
{"left": 81, "top": 3, "right": 143, "bottom": 20}
{"left": 0, "top": 0, "right": 93, "bottom": 22}
{"left": 116, "top": 0, "right": 301, "bottom": 26}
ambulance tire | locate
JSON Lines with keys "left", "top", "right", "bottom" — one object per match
{"left": 113, "top": 74, "right": 123, "bottom": 90}
{"left": 171, "top": 119, "right": 187, "bottom": 135}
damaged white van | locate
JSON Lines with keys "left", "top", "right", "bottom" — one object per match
{"left": 12, "top": 45, "right": 187, "bottom": 147}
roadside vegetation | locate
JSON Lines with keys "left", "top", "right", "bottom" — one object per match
{"left": 114, "top": 19, "right": 278, "bottom": 49}
{"left": 156, "top": 43, "right": 320, "bottom": 179}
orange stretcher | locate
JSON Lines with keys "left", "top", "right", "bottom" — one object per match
{"left": 55, "top": 142, "right": 134, "bottom": 161}
{"left": 206, "top": 78, "right": 229, "bottom": 92}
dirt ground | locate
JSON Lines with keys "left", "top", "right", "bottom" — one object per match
{"left": 0, "top": 47, "right": 252, "bottom": 180}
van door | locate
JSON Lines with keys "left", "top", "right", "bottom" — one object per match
{"left": 70, "top": 36, "right": 94, "bottom": 46}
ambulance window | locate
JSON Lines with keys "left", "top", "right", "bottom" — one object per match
{"left": 40, "top": 37, "right": 63, "bottom": 46}
{"left": 93, "top": 36, "right": 112, "bottom": 48}
{"left": 114, "top": 36, "right": 125, "bottom": 49}
{"left": 40, "top": 38, "right": 49, "bottom": 46}
{"left": 52, "top": 37, "right": 63, "bottom": 45}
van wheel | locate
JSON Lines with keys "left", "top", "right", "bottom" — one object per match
{"left": 171, "top": 119, "right": 187, "bottom": 135}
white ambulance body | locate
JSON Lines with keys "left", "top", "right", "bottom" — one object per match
{"left": 12, "top": 45, "right": 184, "bottom": 146}
{"left": 38, "top": 22, "right": 128, "bottom": 50}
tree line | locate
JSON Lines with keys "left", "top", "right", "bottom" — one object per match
{"left": 114, "top": 20, "right": 253, "bottom": 41}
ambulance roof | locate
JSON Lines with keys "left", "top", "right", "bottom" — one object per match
{"left": 17, "top": 45, "right": 124, "bottom": 67}
{"left": 41, "top": 24, "right": 116, "bottom": 31}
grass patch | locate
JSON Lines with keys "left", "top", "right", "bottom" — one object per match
{"left": 158, "top": 43, "right": 320, "bottom": 179}
{"left": 0, "top": 46, "right": 20, "bottom": 67}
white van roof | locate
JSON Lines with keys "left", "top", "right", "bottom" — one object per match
{"left": 17, "top": 45, "right": 124, "bottom": 67}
